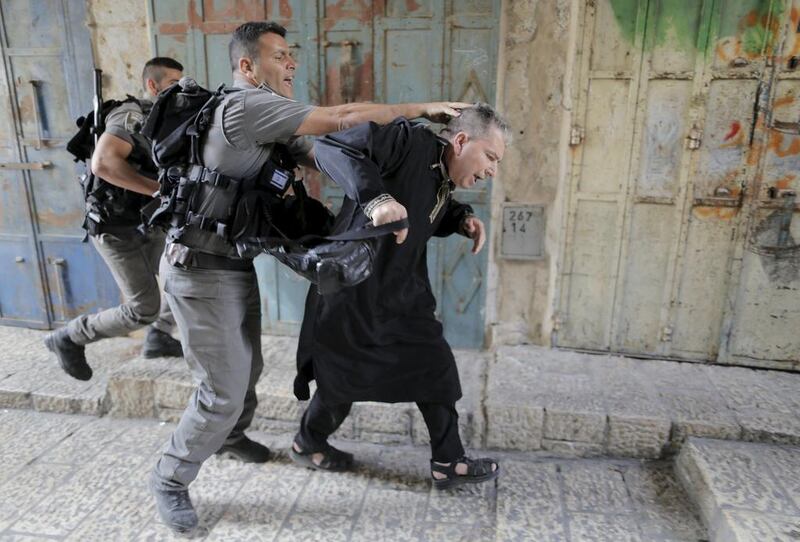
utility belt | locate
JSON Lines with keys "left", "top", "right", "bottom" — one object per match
{"left": 84, "top": 214, "right": 141, "bottom": 237}
{"left": 147, "top": 158, "right": 296, "bottom": 267}
{"left": 165, "top": 242, "right": 254, "bottom": 271}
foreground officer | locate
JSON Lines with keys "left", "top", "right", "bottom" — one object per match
{"left": 44, "top": 58, "right": 184, "bottom": 380}
{"left": 149, "top": 21, "right": 469, "bottom": 535}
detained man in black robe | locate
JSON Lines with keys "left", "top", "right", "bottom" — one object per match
{"left": 291, "top": 104, "right": 509, "bottom": 489}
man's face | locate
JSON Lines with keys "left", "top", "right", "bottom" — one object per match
{"left": 253, "top": 32, "right": 297, "bottom": 98}
{"left": 146, "top": 68, "right": 183, "bottom": 97}
{"left": 446, "top": 126, "right": 505, "bottom": 189}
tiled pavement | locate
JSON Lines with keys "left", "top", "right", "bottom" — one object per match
{"left": 676, "top": 437, "right": 800, "bottom": 542}
{"left": 0, "top": 409, "right": 707, "bottom": 542}
{"left": 1, "top": 326, "right": 799, "bottom": 462}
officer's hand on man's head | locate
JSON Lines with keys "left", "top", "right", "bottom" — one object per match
{"left": 463, "top": 216, "right": 486, "bottom": 254}
{"left": 371, "top": 200, "right": 409, "bottom": 244}
{"left": 421, "top": 102, "right": 472, "bottom": 124}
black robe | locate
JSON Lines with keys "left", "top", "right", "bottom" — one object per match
{"left": 294, "top": 118, "right": 474, "bottom": 405}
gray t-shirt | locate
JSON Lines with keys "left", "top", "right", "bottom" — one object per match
{"left": 105, "top": 99, "right": 151, "bottom": 146}
{"left": 201, "top": 80, "right": 313, "bottom": 179}
{"left": 103, "top": 98, "right": 155, "bottom": 178}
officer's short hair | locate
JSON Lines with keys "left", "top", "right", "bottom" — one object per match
{"left": 441, "top": 103, "right": 512, "bottom": 145}
{"left": 229, "top": 21, "right": 288, "bottom": 71}
{"left": 141, "top": 57, "right": 184, "bottom": 88}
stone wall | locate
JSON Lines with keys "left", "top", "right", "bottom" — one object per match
{"left": 489, "top": 0, "right": 576, "bottom": 346}
{"left": 85, "top": 0, "right": 152, "bottom": 99}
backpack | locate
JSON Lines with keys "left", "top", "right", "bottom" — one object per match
{"left": 66, "top": 96, "right": 153, "bottom": 232}
{"left": 141, "top": 78, "right": 231, "bottom": 169}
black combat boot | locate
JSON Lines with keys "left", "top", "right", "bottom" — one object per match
{"left": 215, "top": 434, "right": 272, "bottom": 463}
{"left": 149, "top": 475, "right": 200, "bottom": 534}
{"left": 142, "top": 328, "right": 183, "bottom": 358}
{"left": 44, "top": 328, "right": 91, "bottom": 381}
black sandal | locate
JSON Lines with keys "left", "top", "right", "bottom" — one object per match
{"left": 430, "top": 456, "right": 499, "bottom": 490}
{"left": 290, "top": 442, "right": 354, "bottom": 472}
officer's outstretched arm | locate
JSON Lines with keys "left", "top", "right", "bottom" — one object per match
{"left": 295, "top": 101, "right": 471, "bottom": 135}
{"left": 91, "top": 133, "right": 160, "bottom": 196}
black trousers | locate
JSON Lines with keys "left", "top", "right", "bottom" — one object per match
{"left": 295, "top": 391, "right": 466, "bottom": 462}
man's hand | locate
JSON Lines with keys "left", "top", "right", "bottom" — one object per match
{"left": 371, "top": 200, "right": 409, "bottom": 244}
{"left": 463, "top": 216, "right": 485, "bottom": 254}
{"left": 420, "top": 102, "right": 471, "bottom": 123}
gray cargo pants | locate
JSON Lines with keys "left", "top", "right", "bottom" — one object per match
{"left": 152, "top": 259, "right": 263, "bottom": 490}
{"left": 67, "top": 228, "right": 174, "bottom": 345}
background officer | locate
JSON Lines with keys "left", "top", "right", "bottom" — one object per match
{"left": 149, "top": 21, "right": 469, "bottom": 535}
{"left": 45, "top": 57, "right": 185, "bottom": 381}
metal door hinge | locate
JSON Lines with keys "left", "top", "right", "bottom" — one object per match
{"left": 569, "top": 126, "right": 584, "bottom": 146}
{"left": 660, "top": 326, "right": 673, "bottom": 342}
{"left": 686, "top": 126, "right": 702, "bottom": 150}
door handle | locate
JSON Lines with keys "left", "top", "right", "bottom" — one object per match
{"left": 49, "top": 257, "right": 69, "bottom": 321}
{"left": 0, "top": 161, "right": 53, "bottom": 170}
{"left": 28, "top": 80, "right": 45, "bottom": 150}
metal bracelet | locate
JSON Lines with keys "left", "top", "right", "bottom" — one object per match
{"left": 363, "top": 193, "right": 396, "bottom": 219}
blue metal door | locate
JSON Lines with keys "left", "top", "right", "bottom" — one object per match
{"left": 149, "top": 0, "right": 500, "bottom": 347}
{"left": 0, "top": 0, "right": 120, "bottom": 329}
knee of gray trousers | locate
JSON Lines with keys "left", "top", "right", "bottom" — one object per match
{"left": 124, "top": 295, "right": 161, "bottom": 326}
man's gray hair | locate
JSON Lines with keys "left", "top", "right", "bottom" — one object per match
{"left": 441, "top": 102, "right": 511, "bottom": 145}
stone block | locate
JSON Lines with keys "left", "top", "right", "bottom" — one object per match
{"left": 567, "top": 513, "right": 645, "bottom": 541}
{"left": 351, "top": 402, "right": 412, "bottom": 435}
{"left": 622, "top": 462, "right": 706, "bottom": 541}
{"left": 541, "top": 439, "right": 604, "bottom": 458}
{"left": 561, "top": 462, "right": 633, "bottom": 513}
{"left": 606, "top": 414, "right": 670, "bottom": 458}
{"left": 426, "top": 483, "right": 495, "bottom": 524}
{"left": 359, "top": 431, "right": 411, "bottom": 446}
{"left": 106, "top": 358, "right": 172, "bottom": 419}
{"left": 495, "top": 507, "right": 567, "bottom": 542}
{"left": 293, "top": 469, "right": 369, "bottom": 517}
{"left": 543, "top": 408, "right": 606, "bottom": 443}
{"left": 737, "top": 409, "right": 800, "bottom": 446}
{"left": 715, "top": 509, "right": 800, "bottom": 542}
{"left": 350, "top": 488, "right": 427, "bottom": 542}
{"left": 152, "top": 374, "right": 193, "bottom": 410}
{"left": 250, "top": 417, "right": 301, "bottom": 436}
{"left": 497, "top": 460, "right": 562, "bottom": 510}
{"left": 255, "top": 394, "right": 304, "bottom": 422}
{"left": 485, "top": 403, "right": 544, "bottom": 450}
{"left": 0, "top": 386, "right": 32, "bottom": 409}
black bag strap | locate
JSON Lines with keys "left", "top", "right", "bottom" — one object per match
{"left": 236, "top": 217, "right": 409, "bottom": 254}
{"left": 317, "top": 218, "right": 409, "bottom": 242}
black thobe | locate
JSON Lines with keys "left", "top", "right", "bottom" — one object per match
{"left": 294, "top": 118, "right": 474, "bottom": 405}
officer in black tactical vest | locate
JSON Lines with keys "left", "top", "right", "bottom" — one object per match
{"left": 44, "top": 57, "right": 185, "bottom": 380}
{"left": 148, "top": 21, "right": 470, "bottom": 535}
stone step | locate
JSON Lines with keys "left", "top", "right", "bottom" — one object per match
{"left": 675, "top": 437, "right": 800, "bottom": 541}
{"left": 3, "top": 326, "right": 800, "bottom": 459}
{"left": 486, "top": 346, "right": 800, "bottom": 458}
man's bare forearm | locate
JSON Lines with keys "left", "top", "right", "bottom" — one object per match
{"left": 331, "top": 102, "right": 424, "bottom": 130}
{"left": 92, "top": 156, "right": 159, "bottom": 196}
